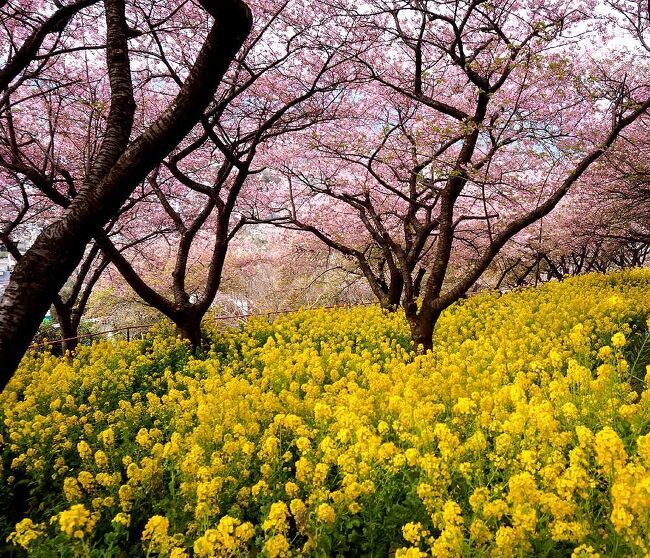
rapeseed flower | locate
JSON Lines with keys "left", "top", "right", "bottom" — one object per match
{"left": 2, "top": 270, "right": 650, "bottom": 557}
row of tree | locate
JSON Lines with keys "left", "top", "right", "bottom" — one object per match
{"left": 1, "top": 0, "right": 649, "bottom": 389}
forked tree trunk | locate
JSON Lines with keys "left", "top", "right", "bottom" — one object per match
{"left": 380, "top": 284, "right": 403, "bottom": 312}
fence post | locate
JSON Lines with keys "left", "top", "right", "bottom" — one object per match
{"left": 126, "top": 328, "right": 130, "bottom": 342}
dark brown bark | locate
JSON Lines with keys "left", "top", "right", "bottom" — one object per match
{"left": 51, "top": 244, "right": 109, "bottom": 353}
{"left": 406, "top": 306, "right": 440, "bottom": 354}
{"left": 175, "top": 311, "right": 203, "bottom": 350}
{"left": 386, "top": 273, "right": 404, "bottom": 310}
{"left": 53, "top": 300, "right": 80, "bottom": 353}
{"left": 0, "top": 0, "right": 252, "bottom": 390}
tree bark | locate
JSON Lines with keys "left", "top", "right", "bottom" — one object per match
{"left": 406, "top": 306, "right": 441, "bottom": 354}
{"left": 175, "top": 311, "right": 203, "bottom": 350}
{"left": 54, "top": 301, "right": 80, "bottom": 353}
{"left": 377, "top": 272, "right": 403, "bottom": 311}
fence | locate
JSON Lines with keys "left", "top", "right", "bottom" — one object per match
{"left": 29, "top": 301, "right": 375, "bottom": 351}
{"left": 29, "top": 323, "right": 155, "bottom": 351}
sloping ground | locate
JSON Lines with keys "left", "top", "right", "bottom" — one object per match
{"left": 1, "top": 269, "right": 650, "bottom": 557}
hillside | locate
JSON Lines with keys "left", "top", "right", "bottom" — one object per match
{"left": 2, "top": 269, "right": 650, "bottom": 557}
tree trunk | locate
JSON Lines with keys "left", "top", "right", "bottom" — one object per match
{"left": 0, "top": 234, "right": 88, "bottom": 380}
{"left": 408, "top": 316, "right": 436, "bottom": 353}
{"left": 55, "top": 302, "right": 80, "bottom": 353}
{"left": 380, "top": 288, "right": 403, "bottom": 312}
{"left": 405, "top": 303, "right": 441, "bottom": 354}
{"left": 175, "top": 312, "right": 202, "bottom": 350}
{"left": 386, "top": 273, "right": 404, "bottom": 310}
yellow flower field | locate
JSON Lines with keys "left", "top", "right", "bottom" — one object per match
{"left": 2, "top": 269, "right": 650, "bottom": 557}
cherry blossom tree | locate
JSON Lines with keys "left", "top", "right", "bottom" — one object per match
{"left": 391, "top": 113, "right": 650, "bottom": 289}
{"left": 0, "top": 0, "right": 253, "bottom": 387}
{"left": 91, "top": 0, "right": 364, "bottom": 347}
{"left": 1, "top": 0, "right": 649, "bottom": 384}
{"left": 262, "top": 0, "right": 650, "bottom": 350}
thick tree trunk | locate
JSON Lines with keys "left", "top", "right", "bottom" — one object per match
{"left": 407, "top": 314, "right": 439, "bottom": 353}
{"left": 387, "top": 274, "right": 404, "bottom": 310}
{"left": 0, "top": 234, "right": 87, "bottom": 376}
{"left": 405, "top": 303, "right": 441, "bottom": 354}
{"left": 175, "top": 314, "right": 203, "bottom": 350}
{"left": 380, "top": 281, "right": 403, "bottom": 312}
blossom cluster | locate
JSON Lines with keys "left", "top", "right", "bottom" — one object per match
{"left": 2, "top": 269, "right": 650, "bottom": 557}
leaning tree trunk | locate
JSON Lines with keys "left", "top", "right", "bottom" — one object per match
{"left": 0, "top": 230, "right": 88, "bottom": 374}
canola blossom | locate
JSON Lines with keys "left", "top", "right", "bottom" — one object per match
{"left": 2, "top": 269, "right": 650, "bottom": 557}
